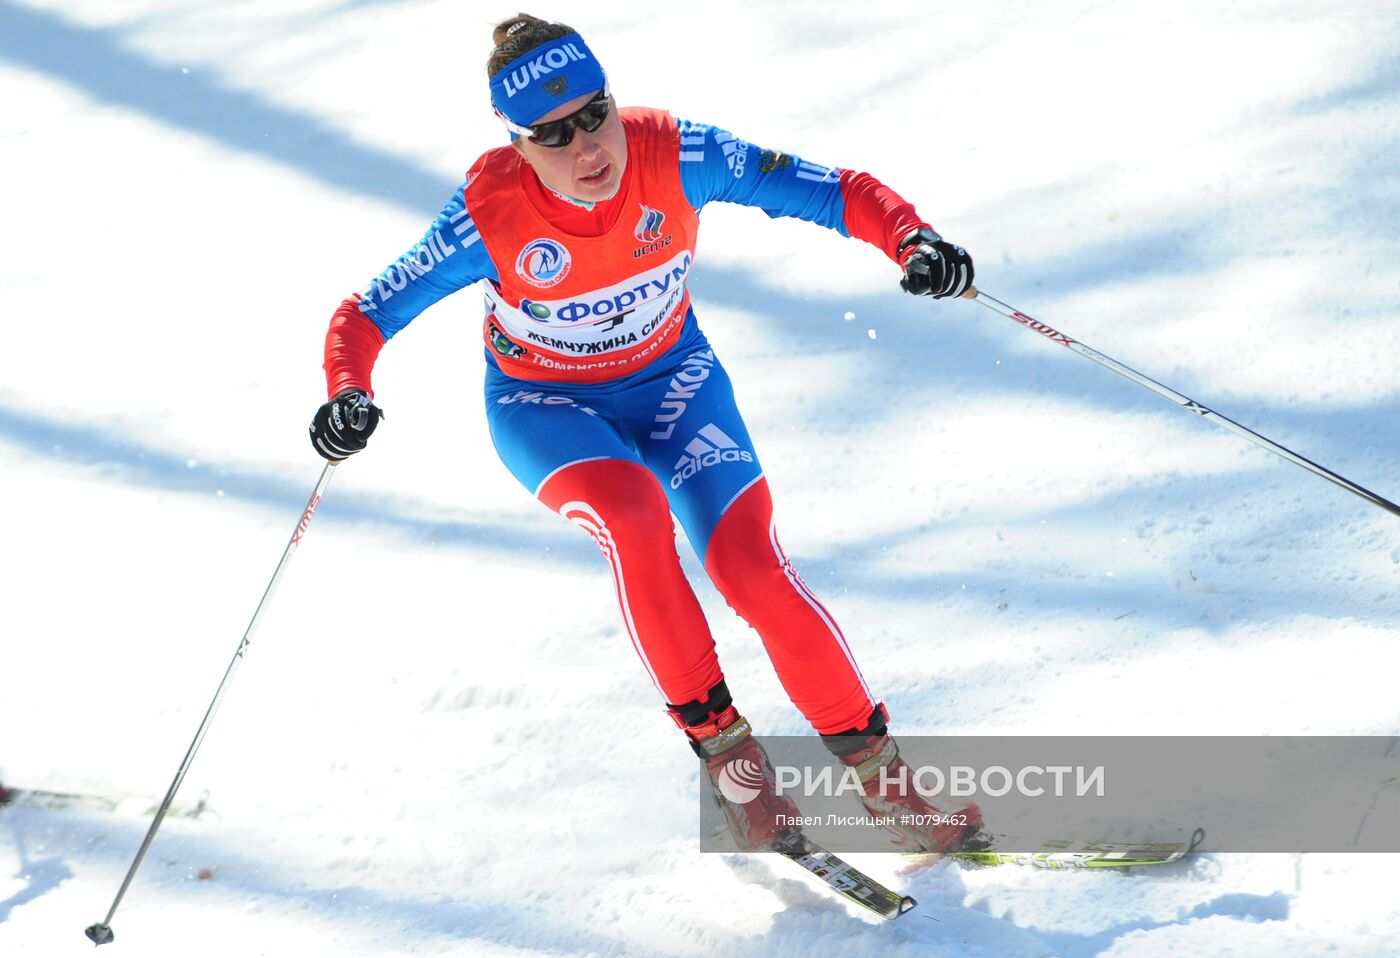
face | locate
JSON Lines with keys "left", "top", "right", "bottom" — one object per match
{"left": 512, "top": 90, "right": 627, "bottom": 203}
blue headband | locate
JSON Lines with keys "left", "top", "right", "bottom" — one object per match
{"left": 489, "top": 33, "right": 607, "bottom": 129}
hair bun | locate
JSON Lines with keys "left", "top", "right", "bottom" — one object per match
{"left": 487, "top": 14, "right": 576, "bottom": 79}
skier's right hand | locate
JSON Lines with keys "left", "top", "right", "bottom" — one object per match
{"left": 309, "top": 389, "right": 382, "bottom": 461}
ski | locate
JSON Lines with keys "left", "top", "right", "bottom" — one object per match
{"left": 769, "top": 828, "right": 917, "bottom": 920}
{"left": 915, "top": 827, "right": 1206, "bottom": 870}
{"left": 0, "top": 786, "right": 213, "bottom": 820}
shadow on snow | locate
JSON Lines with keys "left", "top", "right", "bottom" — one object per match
{"left": 0, "top": 2, "right": 457, "bottom": 213}
{"left": 4, "top": 1, "right": 1398, "bottom": 632}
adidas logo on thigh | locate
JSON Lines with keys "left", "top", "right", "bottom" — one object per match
{"left": 670, "top": 423, "right": 754, "bottom": 489}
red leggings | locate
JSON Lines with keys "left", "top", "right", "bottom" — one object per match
{"left": 538, "top": 458, "right": 874, "bottom": 735}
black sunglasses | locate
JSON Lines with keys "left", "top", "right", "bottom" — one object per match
{"left": 499, "top": 90, "right": 612, "bottom": 148}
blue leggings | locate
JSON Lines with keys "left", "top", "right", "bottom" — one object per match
{"left": 485, "top": 314, "right": 760, "bottom": 563}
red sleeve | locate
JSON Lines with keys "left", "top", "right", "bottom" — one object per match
{"left": 323, "top": 294, "right": 386, "bottom": 399}
{"left": 838, "top": 169, "right": 931, "bottom": 264}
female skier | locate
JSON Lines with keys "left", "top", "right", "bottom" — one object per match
{"left": 311, "top": 14, "right": 979, "bottom": 853}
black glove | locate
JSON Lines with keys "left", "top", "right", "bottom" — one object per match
{"left": 898, "top": 227, "right": 974, "bottom": 299}
{"left": 309, "top": 389, "right": 382, "bottom": 461}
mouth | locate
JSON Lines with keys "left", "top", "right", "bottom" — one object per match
{"left": 579, "top": 163, "right": 611, "bottom": 186}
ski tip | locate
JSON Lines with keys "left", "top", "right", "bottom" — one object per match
{"left": 84, "top": 923, "right": 114, "bottom": 946}
{"left": 897, "top": 895, "right": 917, "bottom": 917}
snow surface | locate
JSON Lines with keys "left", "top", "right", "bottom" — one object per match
{"left": 3, "top": 1, "right": 1399, "bottom": 955}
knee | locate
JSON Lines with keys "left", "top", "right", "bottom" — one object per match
{"left": 709, "top": 540, "right": 786, "bottom": 611}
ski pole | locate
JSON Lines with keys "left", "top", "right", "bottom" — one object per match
{"left": 959, "top": 287, "right": 1400, "bottom": 520}
{"left": 85, "top": 460, "right": 340, "bottom": 946}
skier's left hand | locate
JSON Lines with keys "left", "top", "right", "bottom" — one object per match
{"left": 899, "top": 227, "right": 974, "bottom": 299}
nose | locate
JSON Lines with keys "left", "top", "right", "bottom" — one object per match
{"left": 571, "top": 125, "right": 602, "bottom": 161}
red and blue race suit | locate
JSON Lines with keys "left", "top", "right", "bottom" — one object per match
{"left": 323, "top": 108, "right": 932, "bottom": 734}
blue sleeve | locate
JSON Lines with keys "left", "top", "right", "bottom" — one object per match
{"left": 356, "top": 185, "right": 500, "bottom": 341}
{"left": 675, "top": 118, "right": 849, "bottom": 236}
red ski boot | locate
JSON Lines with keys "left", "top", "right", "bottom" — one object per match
{"left": 671, "top": 683, "right": 800, "bottom": 852}
{"left": 824, "top": 705, "right": 983, "bottom": 853}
